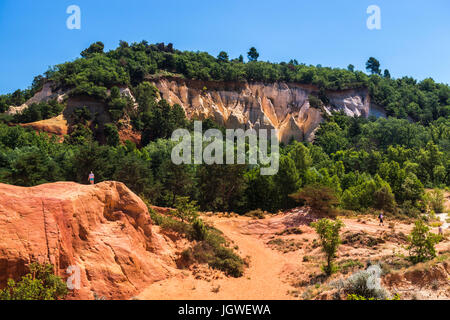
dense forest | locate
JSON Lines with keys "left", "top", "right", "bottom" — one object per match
{"left": 0, "top": 41, "right": 448, "bottom": 217}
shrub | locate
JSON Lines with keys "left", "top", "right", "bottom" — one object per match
{"left": 192, "top": 218, "right": 207, "bottom": 241}
{"left": 146, "top": 203, "right": 244, "bottom": 277}
{"left": 174, "top": 196, "right": 199, "bottom": 223}
{"left": 244, "top": 209, "right": 266, "bottom": 219}
{"left": 425, "top": 189, "right": 445, "bottom": 213}
{"left": 148, "top": 206, "right": 193, "bottom": 236}
{"left": 407, "top": 219, "right": 441, "bottom": 263}
{"left": 0, "top": 263, "right": 67, "bottom": 300}
{"left": 290, "top": 184, "right": 339, "bottom": 217}
{"left": 344, "top": 266, "right": 387, "bottom": 300}
{"left": 347, "top": 293, "right": 400, "bottom": 300}
{"left": 308, "top": 95, "right": 323, "bottom": 109}
{"left": 191, "top": 229, "right": 244, "bottom": 277}
{"left": 311, "top": 218, "right": 344, "bottom": 275}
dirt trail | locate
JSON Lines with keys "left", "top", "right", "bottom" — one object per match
{"left": 138, "top": 217, "right": 295, "bottom": 300}
{"left": 137, "top": 211, "right": 449, "bottom": 300}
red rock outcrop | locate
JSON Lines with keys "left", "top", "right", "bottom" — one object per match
{"left": 0, "top": 181, "right": 171, "bottom": 300}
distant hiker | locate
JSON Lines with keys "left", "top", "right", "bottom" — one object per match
{"left": 378, "top": 213, "right": 384, "bottom": 226}
{"left": 438, "top": 226, "right": 443, "bottom": 236}
{"left": 88, "top": 171, "right": 95, "bottom": 185}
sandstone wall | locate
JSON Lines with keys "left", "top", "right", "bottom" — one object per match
{"left": 151, "top": 78, "right": 372, "bottom": 143}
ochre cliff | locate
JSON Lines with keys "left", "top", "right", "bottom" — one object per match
{"left": 7, "top": 78, "right": 379, "bottom": 143}
{"left": 150, "top": 78, "right": 372, "bottom": 143}
{"left": 0, "top": 181, "right": 175, "bottom": 300}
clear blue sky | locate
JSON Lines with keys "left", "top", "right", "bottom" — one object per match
{"left": 0, "top": 0, "right": 449, "bottom": 94}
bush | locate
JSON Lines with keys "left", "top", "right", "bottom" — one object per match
{"left": 407, "top": 219, "right": 441, "bottom": 263}
{"left": 344, "top": 266, "right": 387, "bottom": 300}
{"left": 190, "top": 229, "right": 244, "bottom": 277}
{"left": 244, "top": 209, "right": 267, "bottom": 219}
{"left": 290, "top": 184, "right": 339, "bottom": 217}
{"left": 192, "top": 218, "right": 207, "bottom": 241}
{"left": 148, "top": 206, "right": 193, "bottom": 236}
{"left": 311, "top": 218, "right": 344, "bottom": 275}
{"left": 425, "top": 189, "right": 445, "bottom": 213}
{"left": 146, "top": 203, "right": 244, "bottom": 277}
{"left": 308, "top": 95, "right": 323, "bottom": 109}
{"left": 174, "top": 196, "right": 199, "bottom": 223}
{"left": 347, "top": 293, "right": 400, "bottom": 300}
{"left": 0, "top": 263, "right": 67, "bottom": 300}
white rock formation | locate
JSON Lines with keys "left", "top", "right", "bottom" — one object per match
{"left": 151, "top": 78, "right": 372, "bottom": 143}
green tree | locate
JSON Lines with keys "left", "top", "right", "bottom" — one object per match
{"left": 198, "top": 164, "right": 247, "bottom": 212}
{"left": 141, "top": 100, "right": 188, "bottom": 146}
{"left": 366, "top": 57, "right": 381, "bottom": 75}
{"left": 217, "top": 51, "right": 229, "bottom": 62}
{"left": 274, "top": 156, "right": 301, "bottom": 208}
{"left": 288, "top": 142, "right": 312, "bottom": 181}
{"left": 311, "top": 218, "right": 344, "bottom": 275}
{"left": 407, "top": 219, "right": 441, "bottom": 263}
{"left": 247, "top": 47, "right": 259, "bottom": 62}
{"left": 80, "top": 41, "right": 105, "bottom": 57}
{"left": 174, "top": 196, "right": 199, "bottom": 223}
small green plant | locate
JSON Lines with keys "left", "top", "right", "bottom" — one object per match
{"left": 347, "top": 293, "right": 400, "bottom": 300}
{"left": 407, "top": 219, "right": 441, "bottom": 264}
{"left": 192, "top": 218, "right": 208, "bottom": 241}
{"left": 0, "top": 263, "right": 67, "bottom": 300}
{"left": 174, "top": 196, "right": 199, "bottom": 223}
{"left": 311, "top": 218, "right": 344, "bottom": 275}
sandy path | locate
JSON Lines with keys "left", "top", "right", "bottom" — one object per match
{"left": 137, "top": 217, "right": 295, "bottom": 300}
{"left": 137, "top": 210, "right": 449, "bottom": 300}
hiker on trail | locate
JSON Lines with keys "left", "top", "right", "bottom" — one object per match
{"left": 378, "top": 213, "right": 384, "bottom": 226}
{"left": 438, "top": 226, "right": 443, "bottom": 236}
{"left": 88, "top": 171, "right": 95, "bottom": 185}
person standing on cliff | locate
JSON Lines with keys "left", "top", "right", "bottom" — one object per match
{"left": 88, "top": 171, "right": 95, "bottom": 185}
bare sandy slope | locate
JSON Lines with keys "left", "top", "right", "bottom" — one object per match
{"left": 138, "top": 209, "right": 450, "bottom": 300}
{"left": 138, "top": 216, "right": 296, "bottom": 300}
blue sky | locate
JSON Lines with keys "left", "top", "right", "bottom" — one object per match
{"left": 0, "top": 0, "right": 449, "bottom": 94}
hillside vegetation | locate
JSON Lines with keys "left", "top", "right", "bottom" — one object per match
{"left": 0, "top": 41, "right": 448, "bottom": 218}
